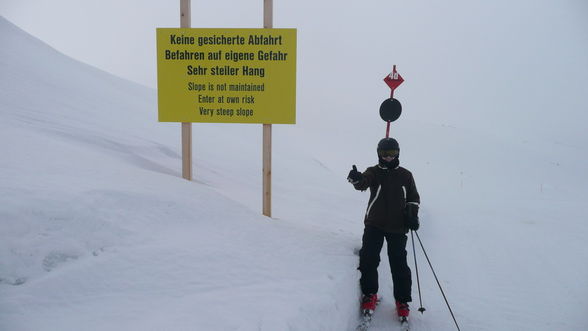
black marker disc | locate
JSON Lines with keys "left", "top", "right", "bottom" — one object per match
{"left": 379, "top": 98, "right": 402, "bottom": 122}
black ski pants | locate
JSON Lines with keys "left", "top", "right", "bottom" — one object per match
{"left": 358, "top": 225, "right": 412, "bottom": 303}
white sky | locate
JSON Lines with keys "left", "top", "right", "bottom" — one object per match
{"left": 2, "top": 0, "right": 588, "bottom": 144}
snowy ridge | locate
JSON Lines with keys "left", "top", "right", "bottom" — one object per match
{"left": 0, "top": 16, "right": 361, "bottom": 330}
{"left": 1, "top": 15, "right": 588, "bottom": 331}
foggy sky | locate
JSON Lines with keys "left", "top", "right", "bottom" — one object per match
{"left": 2, "top": 0, "right": 587, "bottom": 145}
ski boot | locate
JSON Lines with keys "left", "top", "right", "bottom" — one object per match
{"left": 361, "top": 293, "right": 378, "bottom": 313}
{"left": 396, "top": 301, "right": 410, "bottom": 330}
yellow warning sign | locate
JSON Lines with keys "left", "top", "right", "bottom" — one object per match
{"left": 156, "top": 28, "right": 296, "bottom": 124}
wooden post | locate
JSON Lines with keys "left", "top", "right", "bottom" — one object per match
{"left": 180, "top": 0, "right": 192, "bottom": 180}
{"left": 262, "top": 0, "right": 273, "bottom": 217}
{"left": 263, "top": 124, "right": 272, "bottom": 217}
{"left": 182, "top": 122, "right": 192, "bottom": 180}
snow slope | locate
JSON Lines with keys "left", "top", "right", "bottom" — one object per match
{"left": 1, "top": 16, "right": 588, "bottom": 331}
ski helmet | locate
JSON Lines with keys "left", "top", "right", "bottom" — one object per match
{"left": 377, "top": 138, "right": 400, "bottom": 168}
{"left": 377, "top": 138, "right": 399, "bottom": 152}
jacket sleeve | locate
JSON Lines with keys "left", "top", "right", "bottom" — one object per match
{"left": 405, "top": 172, "right": 420, "bottom": 205}
{"left": 352, "top": 167, "right": 376, "bottom": 191}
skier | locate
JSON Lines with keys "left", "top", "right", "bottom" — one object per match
{"left": 347, "top": 137, "right": 420, "bottom": 321}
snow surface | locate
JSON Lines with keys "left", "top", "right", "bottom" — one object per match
{"left": 1, "top": 14, "right": 588, "bottom": 331}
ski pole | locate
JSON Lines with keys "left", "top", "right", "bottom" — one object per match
{"left": 414, "top": 230, "right": 462, "bottom": 331}
{"left": 410, "top": 230, "right": 425, "bottom": 313}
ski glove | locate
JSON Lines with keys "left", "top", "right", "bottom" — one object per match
{"left": 347, "top": 165, "right": 363, "bottom": 184}
{"left": 405, "top": 203, "right": 420, "bottom": 231}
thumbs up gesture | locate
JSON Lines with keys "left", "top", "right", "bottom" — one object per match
{"left": 347, "top": 165, "right": 363, "bottom": 184}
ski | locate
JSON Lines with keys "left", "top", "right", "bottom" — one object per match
{"left": 356, "top": 309, "right": 375, "bottom": 331}
{"left": 399, "top": 316, "right": 409, "bottom": 331}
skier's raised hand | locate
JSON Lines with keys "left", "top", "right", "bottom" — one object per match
{"left": 347, "top": 165, "right": 362, "bottom": 184}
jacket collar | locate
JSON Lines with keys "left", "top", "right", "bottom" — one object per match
{"left": 377, "top": 164, "right": 399, "bottom": 170}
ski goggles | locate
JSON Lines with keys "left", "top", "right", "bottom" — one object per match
{"left": 378, "top": 149, "right": 399, "bottom": 158}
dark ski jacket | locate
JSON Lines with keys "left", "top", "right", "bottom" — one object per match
{"left": 353, "top": 164, "right": 420, "bottom": 233}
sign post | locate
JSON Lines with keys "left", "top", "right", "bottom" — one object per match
{"left": 263, "top": 0, "right": 273, "bottom": 217}
{"left": 157, "top": 1, "right": 296, "bottom": 217}
{"left": 180, "top": 0, "right": 192, "bottom": 180}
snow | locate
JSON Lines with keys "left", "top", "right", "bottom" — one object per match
{"left": 1, "top": 10, "right": 588, "bottom": 331}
